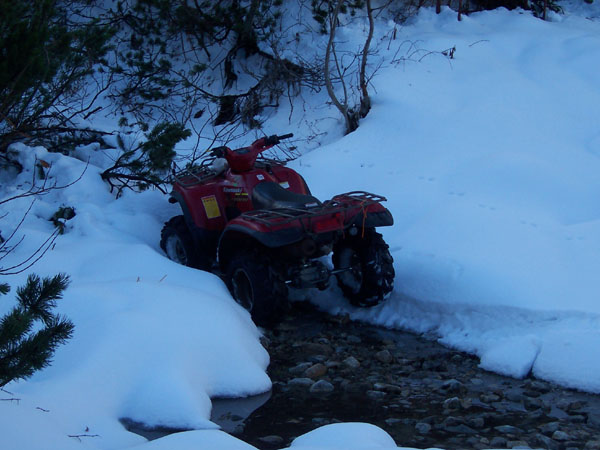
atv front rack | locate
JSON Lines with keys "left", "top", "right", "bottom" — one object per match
{"left": 238, "top": 191, "right": 387, "bottom": 231}
{"left": 171, "top": 155, "right": 294, "bottom": 188}
{"left": 171, "top": 161, "right": 220, "bottom": 188}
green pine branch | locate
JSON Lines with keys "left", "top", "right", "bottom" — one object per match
{"left": 0, "top": 273, "right": 74, "bottom": 388}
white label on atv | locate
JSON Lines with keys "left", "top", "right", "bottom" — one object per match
{"left": 279, "top": 181, "right": 290, "bottom": 189}
{"left": 257, "top": 174, "right": 265, "bottom": 180}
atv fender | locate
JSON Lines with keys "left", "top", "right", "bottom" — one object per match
{"left": 217, "top": 224, "right": 304, "bottom": 270}
{"left": 169, "top": 191, "right": 195, "bottom": 229}
{"left": 169, "top": 191, "right": 220, "bottom": 258}
{"left": 351, "top": 209, "right": 394, "bottom": 229}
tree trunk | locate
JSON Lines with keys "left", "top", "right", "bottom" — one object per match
{"left": 324, "top": 0, "right": 353, "bottom": 133}
{"left": 359, "top": 0, "right": 374, "bottom": 118}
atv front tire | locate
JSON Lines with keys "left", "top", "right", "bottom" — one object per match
{"left": 160, "top": 215, "right": 201, "bottom": 268}
{"left": 226, "top": 250, "right": 287, "bottom": 326}
{"left": 332, "top": 229, "right": 395, "bottom": 307}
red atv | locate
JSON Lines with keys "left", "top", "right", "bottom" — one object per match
{"left": 160, "top": 133, "right": 394, "bottom": 325}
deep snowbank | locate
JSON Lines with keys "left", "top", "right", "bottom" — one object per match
{"left": 293, "top": 7, "right": 600, "bottom": 392}
{"left": 0, "top": 146, "right": 270, "bottom": 449}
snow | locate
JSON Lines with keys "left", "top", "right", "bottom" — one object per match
{"left": 296, "top": 5, "right": 600, "bottom": 393}
{"left": 2, "top": 2, "right": 600, "bottom": 450}
{"left": 289, "top": 423, "right": 400, "bottom": 450}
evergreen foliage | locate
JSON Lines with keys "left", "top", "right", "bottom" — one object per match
{"left": 0, "top": 0, "right": 113, "bottom": 151}
{"left": 311, "top": 0, "right": 365, "bottom": 32}
{"left": 107, "top": 0, "right": 284, "bottom": 129}
{"left": 0, "top": 274, "right": 74, "bottom": 387}
{"left": 101, "top": 122, "right": 191, "bottom": 197}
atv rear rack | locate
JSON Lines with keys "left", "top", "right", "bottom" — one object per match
{"left": 238, "top": 191, "right": 386, "bottom": 229}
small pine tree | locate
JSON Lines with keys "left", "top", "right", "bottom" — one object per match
{"left": 0, "top": 0, "right": 113, "bottom": 151}
{"left": 0, "top": 274, "right": 74, "bottom": 388}
{"left": 101, "top": 122, "right": 191, "bottom": 197}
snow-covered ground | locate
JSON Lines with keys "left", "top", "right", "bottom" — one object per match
{"left": 299, "top": 6, "right": 600, "bottom": 393}
{"left": 1, "top": 2, "right": 600, "bottom": 449}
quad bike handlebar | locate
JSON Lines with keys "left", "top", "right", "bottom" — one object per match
{"left": 212, "top": 133, "right": 294, "bottom": 173}
{"left": 263, "top": 133, "right": 293, "bottom": 146}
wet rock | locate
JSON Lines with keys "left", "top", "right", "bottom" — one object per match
{"left": 533, "top": 433, "right": 559, "bottom": 450}
{"left": 467, "top": 417, "right": 485, "bottom": 429}
{"left": 490, "top": 436, "right": 508, "bottom": 448}
{"left": 311, "top": 417, "right": 329, "bottom": 425}
{"left": 288, "top": 377, "right": 315, "bottom": 387}
{"left": 552, "top": 430, "right": 572, "bottom": 441}
{"left": 373, "top": 382, "right": 403, "bottom": 394}
{"left": 366, "top": 390, "right": 387, "bottom": 400}
{"left": 470, "top": 377, "right": 484, "bottom": 386}
{"left": 492, "top": 401, "right": 527, "bottom": 413}
{"left": 588, "top": 412, "right": 600, "bottom": 427}
{"left": 539, "top": 421, "right": 560, "bottom": 435}
{"left": 342, "top": 380, "right": 371, "bottom": 393}
{"left": 343, "top": 356, "right": 360, "bottom": 369}
{"left": 375, "top": 350, "right": 393, "bottom": 364}
{"left": 507, "top": 440, "right": 530, "bottom": 448}
{"left": 415, "top": 422, "right": 432, "bottom": 434}
{"left": 584, "top": 441, "right": 600, "bottom": 450}
{"left": 505, "top": 390, "right": 525, "bottom": 402}
{"left": 495, "top": 425, "right": 524, "bottom": 435}
{"left": 442, "top": 416, "right": 464, "bottom": 427}
{"left": 523, "top": 396, "right": 543, "bottom": 410}
{"left": 422, "top": 359, "right": 446, "bottom": 371}
{"left": 441, "top": 379, "right": 466, "bottom": 394}
{"left": 345, "top": 335, "right": 362, "bottom": 344}
{"left": 528, "top": 380, "right": 552, "bottom": 393}
{"left": 523, "top": 389, "right": 542, "bottom": 398}
{"left": 443, "top": 397, "right": 461, "bottom": 410}
{"left": 289, "top": 362, "right": 313, "bottom": 375}
{"left": 325, "top": 360, "right": 340, "bottom": 369}
{"left": 527, "top": 408, "right": 545, "bottom": 420}
{"left": 258, "top": 435, "right": 284, "bottom": 445}
{"left": 308, "top": 355, "right": 327, "bottom": 363}
{"left": 481, "top": 393, "right": 501, "bottom": 402}
{"left": 460, "top": 397, "right": 473, "bottom": 410}
{"left": 259, "top": 336, "right": 271, "bottom": 350}
{"left": 309, "top": 380, "right": 334, "bottom": 393}
{"left": 444, "top": 424, "right": 478, "bottom": 435}
{"left": 304, "top": 363, "right": 327, "bottom": 379}
{"left": 567, "top": 400, "right": 586, "bottom": 411}
{"left": 303, "top": 342, "right": 333, "bottom": 356}
{"left": 385, "top": 418, "right": 403, "bottom": 425}
{"left": 469, "top": 398, "right": 494, "bottom": 411}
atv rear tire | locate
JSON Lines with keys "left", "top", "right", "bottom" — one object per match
{"left": 226, "top": 250, "right": 287, "bottom": 327}
{"left": 160, "top": 215, "right": 201, "bottom": 268}
{"left": 332, "top": 229, "right": 395, "bottom": 307}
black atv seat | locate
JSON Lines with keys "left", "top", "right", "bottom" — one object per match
{"left": 252, "top": 181, "right": 322, "bottom": 210}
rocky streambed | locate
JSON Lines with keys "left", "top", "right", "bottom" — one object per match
{"left": 220, "top": 302, "right": 600, "bottom": 450}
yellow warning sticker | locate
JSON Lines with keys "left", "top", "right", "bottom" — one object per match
{"left": 202, "top": 195, "right": 221, "bottom": 219}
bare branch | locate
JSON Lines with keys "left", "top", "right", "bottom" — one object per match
{"left": 0, "top": 160, "right": 89, "bottom": 206}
